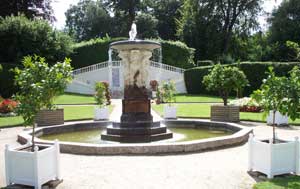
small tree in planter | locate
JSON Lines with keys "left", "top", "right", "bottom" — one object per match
{"left": 203, "top": 64, "right": 248, "bottom": 122}
{"left": 94, "top": 82, "right": 109, "bottom": 120}
{"left": 5, "top": 56, "right": 69, "bottom": 188}
{"left": 14, "top": 55, "right": 72, "bottom": 147}
{"left": 249, "top": 66, "right": 300, "bottom": 178}
{"left": 14, "top": 56, "right": 73, "bottom": 127}
{"left": 252, "top": 66, "right": 300, "bottom": 143}
{"left": 160, "top": 81, "right": 177, "bottom": 119}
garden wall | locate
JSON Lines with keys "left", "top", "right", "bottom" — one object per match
{"left": 184, "top": 62, "right": 300, "bottom": 96}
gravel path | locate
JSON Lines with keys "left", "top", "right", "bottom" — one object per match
{"left": 1, "top": 102, "right": 300, "bottom": 189}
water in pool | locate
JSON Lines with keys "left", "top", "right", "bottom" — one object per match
{"left": 40, "top": 127, "right": 233, "bottom": 144}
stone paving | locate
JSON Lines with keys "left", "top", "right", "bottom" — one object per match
{"left": 1, "top": 101, "right": 300, "bottom": 189}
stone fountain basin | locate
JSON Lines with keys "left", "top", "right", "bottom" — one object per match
{"left": 17, "top": 120, "right": 252, "bottom": 155}
{"left": 110, "top": 40, "right": 161, "bottom": 51}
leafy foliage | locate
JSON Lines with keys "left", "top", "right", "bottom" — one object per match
{"left": 268, "top": 0, "right": 300, "bottom": 61}
{"left": 65, "top": 0, "right": 112, "bottom": 41}
{"left": 0, "top": 0, "right": 55, "bottom": 22}
{"left": 94, "top": 82, "right": 107, "bottom": 108}
{"left": 185, "top": 62, "right": 300, "bottom": 96}
{"left": 0, "top": 15, "right": 73, "bottom": 64}
{"left": 14, "top": 55, "right": 73, "bottom": 126}
{"left": 158, "top": 81, "right": 177, "bottom": 105}
{"left": 102, "top": 82, "right": 111, "bottom": 105}
{"left": 203, "top": 64, "right": 248, "bottom": 105}
{"left": 135, "top": 13, "right": 158, "bottom": 39}
{"left": 252, "top": 66, "right": 300, "bottom": 142}
{"left": 177, "top": 0, "right": 262, "bottom": 60}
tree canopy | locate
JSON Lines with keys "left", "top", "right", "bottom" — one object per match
{"left": 0, "top": 0, "right": 55, "bottom": 21}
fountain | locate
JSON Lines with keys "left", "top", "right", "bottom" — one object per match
{"left": 101, "top": 24, "right": 173, "bottom": 143}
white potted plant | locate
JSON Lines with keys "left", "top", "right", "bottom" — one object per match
{"left": 5, "top": 56, "right": 64, "bottom": 189}
{"left": 160, "top": 81, "right": 177, "bottom": 119}
{"left": 249, "top": 66, "right": 300, "bottom": 178}
{"left": 94, "top": 82, "right": 109, "bottom": 120}
{"left": 203, "top": 64, "right": 249, "bottom": 122}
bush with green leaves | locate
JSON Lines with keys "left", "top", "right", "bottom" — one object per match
{"left": 0, "top": 15, "right": 73, "bottom": 64}
{"left": 158, "top": 81, "right": 176, "bottom": 106}
{"left": 14, "top": 56, "right": 72, "bottom": 149}
{"left": 252, "top": 66, "right": 300, "bottom": 143}
{"left": 94, "top": 82, "right": 107, "bottom": 108}
{"left": 203, "top": 64, "right": 248, "bottom": 106}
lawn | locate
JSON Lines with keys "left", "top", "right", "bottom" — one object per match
{"left": 54, "top": 93, "right": 96, "bottom": 104}
{"left": 253, "top": 176, "right": 300, "bottom": 189}
{"left": 152, "top": 103, "right": 300, "bottom": 125}
{"left": 174, "top": 94, "right": 234, "bottom": 103}
{"left": 0, "top": 105, "right": 114, "bottom": 128}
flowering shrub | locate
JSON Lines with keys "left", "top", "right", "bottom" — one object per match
{"left": 229, "top": 97, "right": 261, "bottom": 113}
{"left": 0, "top": 99, "right": 18, "bottom": 113}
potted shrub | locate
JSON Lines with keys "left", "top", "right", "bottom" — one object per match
{"left": 249, "top": 66, "right": 300, "bottom": 178}
{"left": 102, "top": 81, "right": 111, "bottom": 105}
{"left": 94, "top": 82, "right": 109, "bottom": 120}
{"left": 203, "top": 64, "right": 248, "bottom": 122}
{"left": 150, "top": 80, "right": 159, "bottom": 98}
{"left": 5, "top": 56, "right": 65, "bottom": 188}
{"left": 17, "top": 56, "right": 73, "bottom": 126}
{"left": 160, "top": 81, "right": 177, "bottom": 119}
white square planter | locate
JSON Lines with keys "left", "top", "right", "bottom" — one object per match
{"left": 164, "top": 105, "right": 177, "bottom": 119}
{"left": 94, "top": 107, "right": 109, "bottom": 120}
{"left": 248, "top": 134, "right": 300, "bottom": 178}
{"left": 267, "top": 111, "right": 288, "bottom": 126}
{"left": 5, "top": 141, "right": 61, "bottom": 189}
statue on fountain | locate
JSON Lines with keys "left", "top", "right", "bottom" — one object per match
{"left": 129, "top": 22, "right": 137, "bottom": 41}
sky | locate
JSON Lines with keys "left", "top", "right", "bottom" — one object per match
{"left": 52, "top": 0, "right": 283, "bottom": 30}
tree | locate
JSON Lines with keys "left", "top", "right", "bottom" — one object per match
{"left": 135, "top": 13, "right": 158, "bottom": 39}
{"left": 104, "top": 0, "right": 143, "bottom": 31}
{"left": 150, "top": 0, "right": 183, "bottom": 40}
{"left": 177, "top": 0, "right": 262, "bottom": 59}
{"left": 0, "top": 15, "right": 73, "bottom": 64}
{"left": 14, "top": 56, "right": 73, "bottom": 150}
{"left": 203, "top": 64, "right": 249, "bottom": 106}
{"left": 0, "top": 0, "right": 54, "bottom": 22}
{"left": 252, "top": 67, "right": 300, "bottom": 143}
{"left": 65, "top": 0, "right": 112, "bottom": 41}
{"left": 268, "top": 0, "right": 300, "bottom": 61}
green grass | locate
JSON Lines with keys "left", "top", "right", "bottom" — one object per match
{"left": 152, "top": 104, "right": 300, "bottom": 124}
{"left": 253, "top": 176, "right": 300, "bottom": 189}
{"left": 0, "top": 105, "right": 114, "bottom": 128}
{"left": 54, "top": 93, "right": 95, "bottom": 104}
{"left": 174, "top": 94, "right": 234, "bottom": 103}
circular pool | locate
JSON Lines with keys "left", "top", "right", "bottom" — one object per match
{"left": 18, "top": 119, "right": 252, "bottom": 155}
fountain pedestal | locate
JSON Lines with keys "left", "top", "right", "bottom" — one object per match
{"left": 101, "top": 40, "right": 173, "bottom": 143}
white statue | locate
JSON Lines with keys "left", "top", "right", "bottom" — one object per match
{"left": 129, "top": 22, "right": 137, "bottom": 40}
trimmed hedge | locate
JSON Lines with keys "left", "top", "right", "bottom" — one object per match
{"left": 0, "top": 63, "right": 20, "bottom": 98}
{"left": 70, "top": 37, "right": 126, "bottom": 69}
{"left": 185, "top": 62, "right": 300, "bottom": 96}
{"left": 158, "top": 40, "right": 195, "bottom": 69}
{"left": 70, "top": 38, "right": 195, "bottom": 69}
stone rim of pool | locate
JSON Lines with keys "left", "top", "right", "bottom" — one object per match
{"left": 17, "top": 119, "right": 252, "bottom": 155}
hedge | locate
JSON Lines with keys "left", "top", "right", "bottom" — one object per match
{"left": 0, "top": 63, "right": 19, "bottom": 98}
{"left": 70, "top": 37, "right": 126, "bottom": 69}
{"left": 184, "top": 62, "right": 300, "bottom": 96}
{"left": 70, "top": 37, "right": 195, "bottom": 69}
